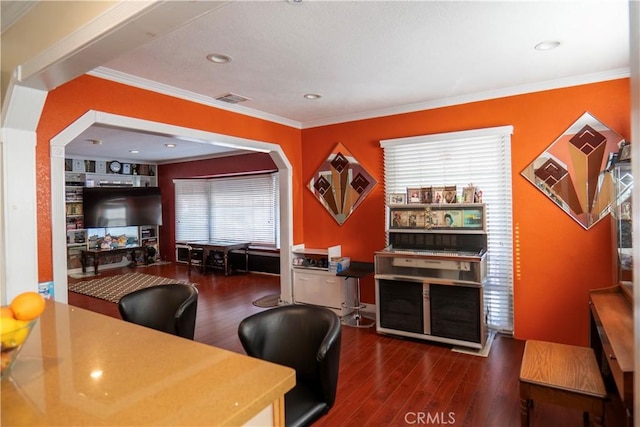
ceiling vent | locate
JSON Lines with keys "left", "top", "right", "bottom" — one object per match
{"left": 215, "top": 93, "right": 251, "bottom": 104}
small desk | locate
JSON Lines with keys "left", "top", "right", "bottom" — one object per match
{"left": 81, "top": 246, "right": 142, "bottom": 275}
{"left": 589, "top": 286, "right": 634, "bottom": 425}
{"left": 187, "top": 240, "right": 250, "bottom": 276}
{"left": 1, "top": 301, "right": 295, "bottom": 426}
{"left": 337, "top": 261, "right": 375, "bottom": 328}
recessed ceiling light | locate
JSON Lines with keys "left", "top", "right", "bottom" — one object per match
{"left": 534, "top": 41, "right": 561, "bottom": 51}
{"left": 88, "top": 139, "right": 102, "bottom": 145}
{"left": 206, "top": 53, "right": 232, "bottom": 64}
{"left": 129, "top": 150, "right": 139, "bottom": 154}
{"left": 303, "top": 93, "right": 322, "bottom": 100}
{"left": 165, "top": 143, "right": 176, "bottom": 148}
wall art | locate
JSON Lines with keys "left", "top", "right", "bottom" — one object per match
{"left": 521, "top": 112, "right": 625, "bottom": 229}
{"left": 308, "top": 143, "right": 377, "bottom": 225}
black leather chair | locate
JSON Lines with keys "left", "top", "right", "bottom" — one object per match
{"left": 118, "top": 284, "right": 198, "bottom": 339}
{"left": 238, "top": 304, "right": 342, "bottom": 427}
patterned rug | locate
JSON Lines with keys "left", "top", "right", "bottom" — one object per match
{"left": 68, "top": 272, "right": 197, "bottom": 303}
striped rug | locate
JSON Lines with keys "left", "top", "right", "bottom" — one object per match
{"left": 68, "top": 272, "right": 197, "bottom": 303}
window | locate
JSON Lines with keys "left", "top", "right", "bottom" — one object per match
{"left": 381, "top": 126, "right": 514, "bottom": 333}
{"left": 174, "top": 173, "right": 280, "bottom": 248}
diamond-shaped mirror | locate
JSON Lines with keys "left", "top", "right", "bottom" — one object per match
{"left": 521, "top": 112, "right": 625, "bottom": 229}
{"left": 308, "top": 143, "right": 377, "bottom": 225}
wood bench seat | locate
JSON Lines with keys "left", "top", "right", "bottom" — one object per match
{"left": 519, "top": 340, "right": 607, "bottom": 426}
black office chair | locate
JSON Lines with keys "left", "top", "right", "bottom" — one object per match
{"left": 118, "top": 284, "right": 199, "bottom": 339}
{"left": 238, "top": 304, "right": 342, "bottom": 427}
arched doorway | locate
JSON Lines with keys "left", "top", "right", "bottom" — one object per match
{"left": 50, "top": 110, "right": 293, "bottom": 304}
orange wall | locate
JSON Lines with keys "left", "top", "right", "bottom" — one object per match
{"left": 302, "top": 79, "right": 630, "bottom": 346}
{"left": 35, "top": 75, "right": 303, "bottom": 279}
{"left": 36, "top": 75, "right": 630, "bottom": 346}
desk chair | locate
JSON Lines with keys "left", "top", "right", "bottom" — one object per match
{"left": 118, "top": 284, "right": 199, "bottom": 339}
{"left": 238, "top": 305, "right": 342, "bottom": 427}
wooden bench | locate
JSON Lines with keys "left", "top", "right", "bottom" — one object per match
{"left": 520, "top": 340, "right": 607, "bottom": 426}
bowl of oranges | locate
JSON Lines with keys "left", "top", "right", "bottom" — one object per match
{"left": 1, "top": 292, "right": 46, "bottom": 379}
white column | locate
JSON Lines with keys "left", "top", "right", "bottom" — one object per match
{"left": 0, "top": 85, "right": 46, "bottom": 304}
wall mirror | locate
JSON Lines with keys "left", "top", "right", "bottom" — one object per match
{"left": 308, "top": 143, "right": 376, "bottom": 225}
{"left": 521, "top": 112, "right": 625, "bottom": 229}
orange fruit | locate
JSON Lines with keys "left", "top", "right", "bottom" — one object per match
{"left": 0, "top": 306, "right": 14, "bottom": 319}
{"left": 10, "top": 292, "right": 45, "bottom": 321}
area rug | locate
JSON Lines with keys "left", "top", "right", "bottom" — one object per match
{"left": 68, "top": 272, "right": 197, "bottom": 303}
{"left": 252, "top": 293, "right": 281, "bottom": 308}
{"left": 452, "top": 330, "right": 496, "bottom": 358}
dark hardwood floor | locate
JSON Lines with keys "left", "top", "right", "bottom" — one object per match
{"left": 68, "top": 263, "right": 626, "bottom": 426}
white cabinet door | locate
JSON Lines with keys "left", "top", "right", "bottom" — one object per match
{"left": 292, "top": 269, "right": 354, "bottom": 316}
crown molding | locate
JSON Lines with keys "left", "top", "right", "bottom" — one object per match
{"left": 88, "top": 67, "right": 303, "bottom": 129}
{"left": 301, "top": 68, "right": 631, "bottom": 129}
{"left": 89, "top": 66, "right": 630, "bottom": 131}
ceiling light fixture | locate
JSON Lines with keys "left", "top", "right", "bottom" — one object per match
{"left": 303, "top": 93, "right": 322, "bottom": 100}
{"left": 129, "top": 150, "right": 139, "bottom": 154}
{"left": 206, "top": 53, "right": 232, "bottom": 64}
{"left": 88, "top": 139, "right": 102, "bottom": 145}
{"left": 165, "top": 143, "right": 176, "bottom": 148}
{"left": 534, "top": 40, "right": 561, "bottom": 51}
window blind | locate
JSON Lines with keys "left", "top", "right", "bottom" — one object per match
{"left": 174, "top": 173, "right": 280, "bottom": 248}
{"left": 381, "top": 126, "right": 514, "bottom": 333}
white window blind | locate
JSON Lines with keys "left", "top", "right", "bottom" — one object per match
{"left": 174, "top": 173, "right": 280, "bottom": 248}
{"left": 381, "top": 126, "right": 514, "bottom": 333}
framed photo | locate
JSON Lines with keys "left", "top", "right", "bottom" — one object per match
{"left": 617, "top": 142, "right": 631, "bottom": 162}
{"left": 122, "top": 163, "right": 132, "bottom": 175}
{"left": 462, "top": 186, "right": 476, "bottom": 203}
{"left": 389, "top": 193, "right": 406, "bottom": 205}
{"left": 84, "top": 160, "right": 96, "bottom": 173}
{"left": 96, "top": 161, "right": 107, "bottom": 174}
{"left": 432, "top": 186, "right": 444, "bottom": 204}
{"left": 407, "top": 188, "right": 422, "bottom": 204}
{"left": 443, "top": 185, "right": 457, "bottom": 204}
{"left": 421, "top": 187, "right": 433, "bottom": 204}
{"left": 64, "top": 159, "right": 73, "bottom": 172}
{"left": 72, "top": 159, "right": 85, "bottom": 172}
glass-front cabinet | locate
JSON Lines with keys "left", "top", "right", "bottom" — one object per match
{"left": 610, "top": 161, "right": 633, "bottom": 299}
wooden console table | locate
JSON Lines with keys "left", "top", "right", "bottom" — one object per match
{"left": 187, "top": 240, "right": 250, "bottom": 276}
{"left": 589, "top": 285, "right": 634, "bottom": 426}
{"left": 81, "top": 247, "right": 142, "bottom": 275}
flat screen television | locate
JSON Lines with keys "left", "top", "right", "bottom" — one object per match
{"left": 83, "top": 187, "right": 162, "bottom": 227}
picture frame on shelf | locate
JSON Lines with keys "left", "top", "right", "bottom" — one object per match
{"left": 64, "top": 159, "right": 73, "bottom": 172}
{"left": 421, "top": 187, "right": 433, "bottom": 204}
{"left": 122, "top": 163, "right": 132, "bottom": 175}
{"left": 617, "top": 142, "right": 631, "bottom": 162}
{"left": 407, "top": 188, "right": 422, "bottom": 204}
{"left": 96, "top": 161, "right": 106, "bottom": 174}
{"left": 432, "top": 186, "right": 444, "bottom": 204}
{"left": 85, "top": 160, "right": 96, "bottom": 173}
{"left": 462, "top": 186, "right": 476, "bottom": 203}
{"left": 389, "top": 193, "right": 406, "bottom": 205}
{"left": 443, "top": 185, "right": 457, "bottom": 204}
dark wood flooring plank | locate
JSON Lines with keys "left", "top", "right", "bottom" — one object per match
{"left": 66, "top": 263, "right": 626, "bottom": 427}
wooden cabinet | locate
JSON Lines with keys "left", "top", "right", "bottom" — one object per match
{"left": 292, "top": 269, "right": 355, "bottom": 317}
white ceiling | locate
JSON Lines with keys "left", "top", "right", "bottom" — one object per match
{"left": 27, "top": 1, "right": 633, "bottom": 162}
